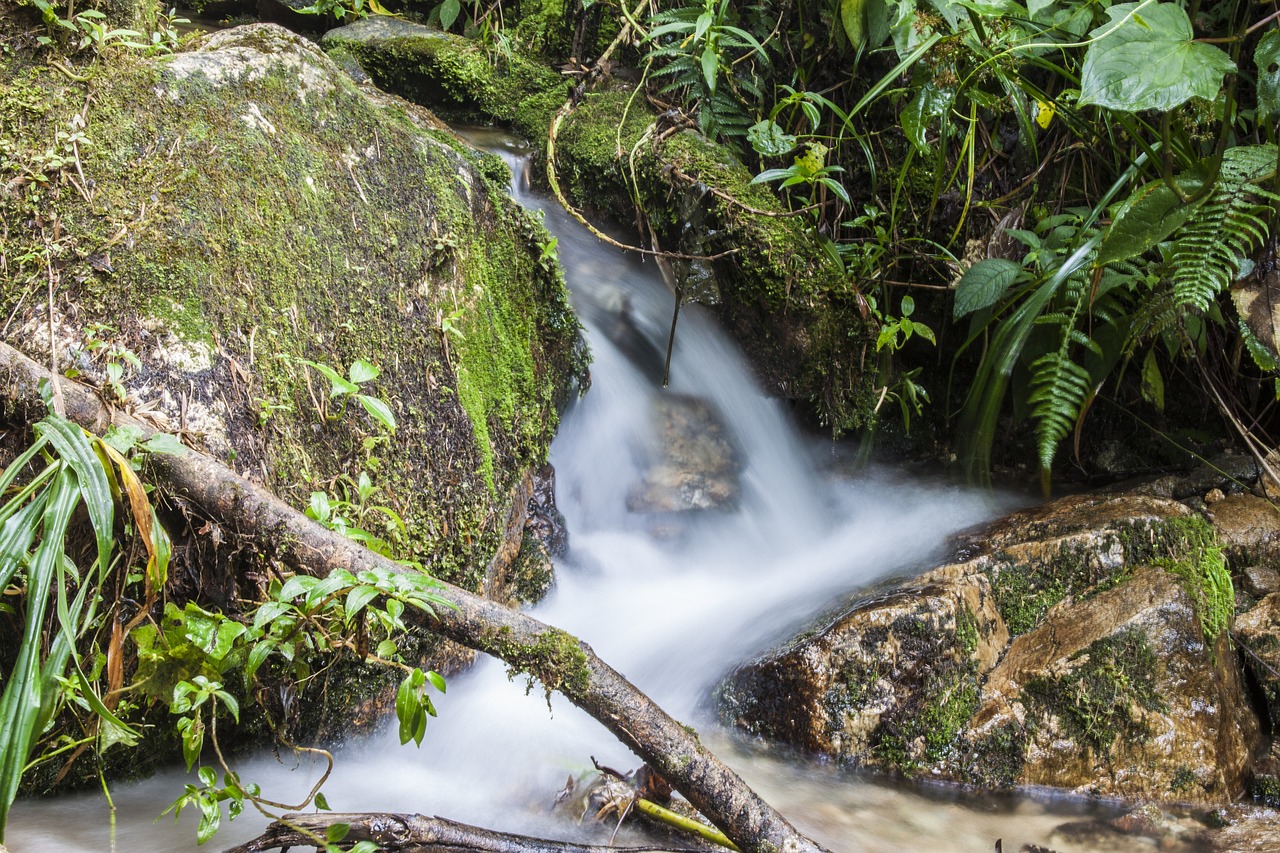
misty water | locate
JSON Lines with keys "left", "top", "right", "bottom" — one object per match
{"left": 7, "top": 130, "right": 1171, "bottom": 853}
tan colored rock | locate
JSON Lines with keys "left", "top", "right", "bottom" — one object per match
{"left": 1241, "top": 566, "right": 1280, "bottom": 598}
{"left": 971, "top": 568, "right": 1258, "bottom": 802}
{"left": 627, "top": 394, "right": 741, "bottom": 513}
{"left": 1205, "top": 494, "right": 1280, "bottom": 567}
{"left": 723, "top": 491, "right": 1264, "bottom": 802}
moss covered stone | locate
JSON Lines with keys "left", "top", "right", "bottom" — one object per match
{"left": 320, "top": 17, "right": 569, "bottom": 143}
{"left": 318, "top": 20, "right": 877, "bottom": 433}
{"left": 1, "top": 25, "right": 587, "bottom": 758}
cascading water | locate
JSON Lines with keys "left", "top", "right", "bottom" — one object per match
{"left": 9, "top": 130, "right": 1154, "bottom": 853}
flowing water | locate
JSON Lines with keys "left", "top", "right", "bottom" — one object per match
{"left": 8, "top": 130, "right": 1178, "bottom": 853}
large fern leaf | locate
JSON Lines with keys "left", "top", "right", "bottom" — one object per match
{"left": 1171, "top": 145, "right": 1279, "bottom": 310}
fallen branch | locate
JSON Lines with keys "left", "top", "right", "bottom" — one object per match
{"left": 226, "top": 812, "right": 695, "bottom": 853}
{"left": 0, "top": 340, "right": 832, "bottom": 853}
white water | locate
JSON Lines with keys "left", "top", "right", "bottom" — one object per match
{"left": 8, "top": 131, "right": 1166, "bottom": 853}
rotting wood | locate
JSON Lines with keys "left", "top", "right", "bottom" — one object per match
{"left": 226, "top": 812, "right": 699, "bottom": 853}
{"left": 0, "top": 340, "right": 833, "bottom": 853}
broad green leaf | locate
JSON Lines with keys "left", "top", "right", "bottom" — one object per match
{"left": 0, "top": 470, "right": 76, "bottom": 836}
{"left": 357, "top": 394, "right": 396, "bottom": 433}
{"left": 348, "top": 359, "right": 379, "bottom": 385}
{"left": 101, "top": 424, "right": 144, "bottom": 455}
{"left": 953, "top": 258, "right": 1023, "bottom": 318}
{"left": 746, "top": 120, "right": 796, "bottom": 158}
{"left": 439, "top": 0, "right": 460, "bottom": 29}
{"left": 246, "top": 641, "right": 274, "bottom": 680}
{"left": 901, "top": 83, "right": 954, "bottom": 156}
{"left": 840, "top": 0, "right": 868, "bottom": 46}
{"left": 299, "top": 360, "right": 358, "bottom": 398}
{"left": 1096, "top": 177, "right": 1203, "bottom": 265}
{"left": 427, "top": 670, "right": 446, "bottom": 692}
{"left": 345, "top": 585, "right": 380, "bottom": 623}
{"left": 1079, "top": 3, "right": 1236, "bottom": 112}
{"left": 141, "top": 432, "right": 186, "bottom": 456}
{"left": 1257, "top": 31, "right": 1280, "bottom": 122}
{"left": 700, "top": 45, "right": 718, "bottom": 93}
{"left": 350, "top": 843, "right": 380, "bottom": 853}
{"left": 314, "top": 792, "right": 331, "bottom": 811}
{"left": 326, "top": 823, "right": 351, "bottom": 843}
{"left": 37, "top": 415, "right": 113, "bottom": 578}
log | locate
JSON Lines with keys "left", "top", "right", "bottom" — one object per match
{"left": 226, "top": 812, "right": 698, "bottom": 853}
{"left": 0, "top": 341, "right": 832, "bottom": 853}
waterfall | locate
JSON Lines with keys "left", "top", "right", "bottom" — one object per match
{"left": 8, "top": 130, "right": 1129, "bottom": 853}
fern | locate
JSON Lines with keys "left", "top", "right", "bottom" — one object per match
{"left": 1170, "top": 145, "right": 1280, "bottom": 310}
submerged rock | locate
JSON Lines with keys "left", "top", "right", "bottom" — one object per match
{"left": 626, "top": 393, "right": 741, "bottom": 513}
{"left": 722, "top": 493, "right": 1263, "bottom": 802}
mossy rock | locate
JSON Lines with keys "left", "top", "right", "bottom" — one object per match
{"left": 318, "top": 20, "right": 877, "bottom": 434}
{"left": 320, "top": 16, "right": 569, "bottom": 143}
{"left": 722, "top": 491, "right": 1264, "bottom": 802}
{"left": 1, "top": 24, "right": 584, "bottom": 740}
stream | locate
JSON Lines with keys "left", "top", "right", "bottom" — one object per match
{"left": 7, "top": 129, "right": 1177, "bottom": 853}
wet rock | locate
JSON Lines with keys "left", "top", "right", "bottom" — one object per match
{"left": 1204, "top": 494, "right": 1280, "bottom": 568}
{"left": 1240, "top": 566, "right": 1280, "bottom": 598}
{"left": 970, "top": 567, "right": 1257, "bottom": 801}
{"left": 1196, "top": 804, "right": 1280, "bottom": 851}
{"left": 1121, "top": 451, "right": 1258, "bottom": 500}
{"left": 1234, "top": 593, "right": 1280, "bottom": 731}
{"left": 723, "top": 492, "right": 1263, "bottom": 802}
{"left": 626, "top": 394, "right": 741, "bottom": 513}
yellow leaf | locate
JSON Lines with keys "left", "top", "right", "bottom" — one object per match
{"left": 1035, "top": 100, "right": 1055, "bottom": 129}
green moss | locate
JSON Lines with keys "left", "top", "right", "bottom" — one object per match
{"left": 963, "top": 722, "right": 1028, "bottom": 789}
{"left": 989, "top": 515, "right": 1222, "bottom": 638}
{"left": 1155, "top": 545, "right": 1234, "bottom": 643}
{"left": 1252, "top": 773, "right": 1280, "bottom": 807}
{"left": 509, "top": 532, "right": 555, "bottom": 604}
{"left": 1023, "top": 628, "right": 1167, "bottom": 756}
{"left": 492, "top": 626, "right": 591, "bottom": 701}
{"left": 1171, "top": 765, "right": 1197, "bottom": 794}
{"left": 320, "top": 20, "right": 569, "bottom": 142}
{"left": 865, "top": 612, "right": 981, "bottom": 773}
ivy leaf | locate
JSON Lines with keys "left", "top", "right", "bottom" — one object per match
{"left": 1257, "top": 31, "right": 1280, "bottom": 123}
{"left": 953, "top": 258, "right": 1022, "bottom": 318}
{"left": 1079, "top": 3, "right": 1236, "bottom": 112}
{"left": 357, "top": 394, "right": 397, "bottom": 433}
{"left": 746, "top": 120, "right": 796, "bottom": 158}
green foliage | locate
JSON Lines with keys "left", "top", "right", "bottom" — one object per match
{"left": 1079, "top": 3, "right": 1236, "bottom": 112}
{"left": 1165, "top": 146, "right": 1279, "bottom": 311}
{"left": 642, "top": 0, "right": 770, "bottom": 139}
{"left": 296, "top": 358, "right": 397, "bottom": 435}
{"left": 0, "top": 404, "right": 172, "bottom": 840}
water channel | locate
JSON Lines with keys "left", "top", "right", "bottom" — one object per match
{"left": 7, "top": 129, "right": 1184, "bottom": 853}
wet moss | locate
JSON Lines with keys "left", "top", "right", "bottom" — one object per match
{"left": 962, "top": 722, "right": 1028, "bottom": 789}
{"left": 492, "top": 625, "right": 591, "bottom": 701}
{"left": 1023, "top": 628, "right": 1167, "bottom": 757}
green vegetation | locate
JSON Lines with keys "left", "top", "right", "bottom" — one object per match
{"left": 1023, "top": 629, "right": 1167, "bottom": 756}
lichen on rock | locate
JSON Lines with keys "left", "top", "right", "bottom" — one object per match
{"left": 722, "top": 492, "right": 1264, "bottom": 803}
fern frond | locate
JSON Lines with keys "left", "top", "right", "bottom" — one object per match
{"left": 1028, "top": 352, "right": 1092, "bottom": 473}
{"left": 1170, "top": 144, "right": 1279, "bottom": 311}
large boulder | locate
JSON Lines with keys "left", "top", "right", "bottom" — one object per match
{"left": 0, "top": 24, "right": 582, "bottom": 740}
{"left": 722, "top": 493, "right": 1264, "bottom": 802}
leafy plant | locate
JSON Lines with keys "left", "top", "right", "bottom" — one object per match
{"left": 297, "top": 358, "right": 397, "bottom": 434}
{"left": 642, "top": 0, "right": 771, "bottom": 140}
{"left": 0, "top": 402, "right": 170, "bottom": 840}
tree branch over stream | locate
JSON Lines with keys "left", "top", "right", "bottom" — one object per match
{"left": 0, "top": 340, "right": 832, "bottom": 853}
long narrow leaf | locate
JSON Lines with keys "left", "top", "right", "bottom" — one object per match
{"left": 0, "top": 498, "right": 48, "bottom": 592}
{"left": 36, "top": 417, "right": 112, "bottom": 580}
{"left": 0, "top": 468, "right": 77, "bottom": 839}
